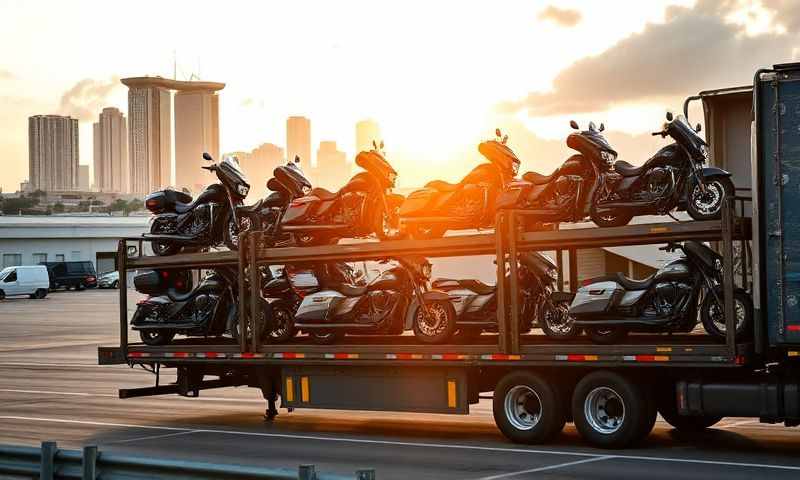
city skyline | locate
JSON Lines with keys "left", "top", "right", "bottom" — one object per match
{"left": 93, "top": 107, "right": 128, "bottom": 193}
{"left": 28, "top": 114, "right": 79, "bottom": 192}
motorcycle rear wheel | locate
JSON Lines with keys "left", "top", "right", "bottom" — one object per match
{"left": 150, "top": 220, "right": 182, "bottom": 256}
{"left": 139, "top": 329, "right": 175, "bottom": 346}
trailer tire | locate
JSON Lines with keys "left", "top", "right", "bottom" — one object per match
{"left": 572, "top": 370, "right": 656, "bottom": 448}
{"left": 657, "top": 389, "right": 722, "bottom": 432}
{"left": 493, "top": 371, "right": 566, "bottom": 444}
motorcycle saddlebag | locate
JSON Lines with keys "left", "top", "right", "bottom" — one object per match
{"left": 144, "top": 189, "right": 192, "bottom": 213}
{"left": 399, "top": 189, "right": 435, "bottom": 216}
{"left": 569, "top": 280, "right": 624, "bottom": 315}
{"left": 281, "top": 197, "right": 317, "bottom": 225}
{"left": 133, "top": 270, "right": 163, "bottom": 295}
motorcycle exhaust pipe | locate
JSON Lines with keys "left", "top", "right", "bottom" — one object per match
{"left": 141, "top": 233, "right": 208, "bottom": 244}
{"left": 401, "top": 216, "right": 470, "bottom": 225}
{"left": 295, "top": 322, "right": 375, "bottom": 329}
{"left": 281, "top": 224, "right": 351, "bottom": 232}
{"left": 596, "top": 200, "right": 657, "bottom": 209}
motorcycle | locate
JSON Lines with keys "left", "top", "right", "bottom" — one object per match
{"left": 235, "top": 156, "right": 313, "bottom": 249}
{"left": 497, "top": 121, "right": 610, "bottom": 229}
{"left": 591, "top": 112, "right": 734, "bottom": 227}
{"left": 569, "top": 241, "right": 753, "bottom": 344}
{"left": 144, "top": 153, "right": 251, "bottom": 256}
{"left": 432, "top": 252, "right": 576, "bottom": 340}
{"left": 399, "top": 129, "right": 520, "bottom": 239}
{"left": 280, "top": 143, "right": 404, "bottom": 245}
{"left": 291, "top": 257, "right": 458, "bottom": 344}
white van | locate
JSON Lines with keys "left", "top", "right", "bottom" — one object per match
{"left": 0, "top": 265, "right": 50, "bottom": 300}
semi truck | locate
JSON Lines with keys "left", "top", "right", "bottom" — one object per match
{"left": 99, "top": 63, "right": 800, "bottom": 449}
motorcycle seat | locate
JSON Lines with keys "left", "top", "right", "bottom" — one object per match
{"left": 425, "top": 180, "right": 459, "bottom": 192}
{"left": 330, "top": 282, "right": 368, "bottom": 297}
{"left": 613, "top": 160, "right": 646, "bottom": 177}
{"left": 523, "top": 171, "right": 556, "bottom": 185}
{"left": 457, "top": 279, "right": 496, "bottom": 295}
{"left": 311, "top": 187, "right": 338, "bottom": 201}
{"left": 175, "top": 198, "right": 200, "bottom": 214}
{"left": 614, "top": 272, "right": 654, "bottom": 290}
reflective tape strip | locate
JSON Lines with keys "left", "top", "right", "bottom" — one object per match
{"left": 274, "top": 353, "right": 305, "bottom": 359}
{"left": 789, "top": 351, "right": 800, "bottom": 357}
{"left": 656, "top": 347, "right": 673, "bottom": 353}
{"left": 232, "top": 353, "right": 266, "bottom": 359}
{"left": 432, "top": 354, "right": 466, "bottom": 360}
{"left": 555, "top": 354, "right": 599, "bottom": 361}
{"left": 128, "top": 352, "right": 149, "bottom": 358}
{"left": 301, "top": 377, "right": 310, "bottom": 402}
{"left": 623, "top": 355, "right": 669, "bottom": 362}
{"left": 480, "top": 354, "right": 521, "bottom": 361}
{"left": 789, "top": 325, "right": 800, "bottom": 332}
{"left": 649, "top": 226, "right": 669, "bottom": 233}
{"left": 447, "top": 380, "right": 457, "bottom": 408}
{"left": 285, "top": 377, "right": 294, "bottom": 402}
{"left": 323, "top": 353, "right": 359, "bottom": 359}
{"left": 386, "top": 353, "right": 424, "bottom": 360}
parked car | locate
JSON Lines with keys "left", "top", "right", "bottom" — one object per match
{"left": 97, "top": 271, "right": 120, "bottom": 289}
{"left": 0, "top": 265, "right": 50, "bottom": 300}
{"left": 40, "top": 261, "right": 97, "bottom": 290}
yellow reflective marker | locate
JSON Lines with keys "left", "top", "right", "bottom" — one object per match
{"left": 447, "top": 380, "right": 457, "bottom": 408}
{"left": 285, "top": 377, "right": 294, "bottom": 402}
{"left": 301, "top": 376, "right": 310, "bottom": 402}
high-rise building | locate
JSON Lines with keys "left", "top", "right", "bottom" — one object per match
{"left": 174, "top": 88, "right": 222, "bottom": 193}
{"left": 78, "top": 165, "right": 90, "bottom": 191}
{"left": 93, "top": 107, "right": 129, "bottom": 193}
{"left": 286, "top": 116, "right": 311, "bottom": 166}
{"left": 28, "top": 115, "right": 79, "bottom": 191}
{"left": 313, "top": 141, "right": 348, "bottom": 189}
{"left": 356, "top": 119, "right": 381, "bottom": 154}
{"left": 122, "top": 78, "right": 172, "bottom": 195}
{"left": 224, "top": 143, "right": 285, "bottom": 196}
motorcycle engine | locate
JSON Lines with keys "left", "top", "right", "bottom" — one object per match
{"left": 552, "top": 176, "right": 579, "bottom": 206}
{"left": 645, "top": 282, "right": 691, "bottom": 317}
{"left": 336, "top": 192, "right": 366, "bottom": 227}
{"left": 182, "top": 204, "right": 211, "bottom": 236}
{"left": 640, "top": 167, "right": 671, "bottom": 201}
{"left": 192, "top": 293, "right": 219, "bottom": 323}
{"left": 365, "top": 291, "right": 397, "bottom": 324}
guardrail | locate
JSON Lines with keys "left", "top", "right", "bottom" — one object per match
{"left": 0, "top": 441, "right": 376, "bottom": 480}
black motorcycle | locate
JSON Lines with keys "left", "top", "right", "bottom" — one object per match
{"left": 290, "top": 257, "right": 457, "bottom": 344}
{"left": 497, "top": 121, "right": 610, "bottom": 229}
{"left": 591, "top": 112, "right": 734, "bottom": 227}
{"left": 432, "top": 252, "right": 575, "bottom": 340}
{"left": 235, "top": 156, "right": 313, "bottom": 249}
{"left": 569, "top": 241, "right": 753, "bottom": 344}
{"left": 399, "top": 129, "right": 520, "bottom": 239}
{"left": 144, "top": 153, "right": 250, "bottom": 256}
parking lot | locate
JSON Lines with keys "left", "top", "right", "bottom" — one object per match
{"left": 1, "top": 289, "right": 800, "bottom": 479}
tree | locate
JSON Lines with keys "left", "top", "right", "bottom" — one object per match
{"left": 109, "top": 199, "right": 129, "bottom": 213}
{"left": 127, "top": 198, "right": 144, "bottom": 213}
{"left": 52, "top": 202, "right": 65, "bottom": 213}
{"left": 1, "top": 197, "right": 38, "bottom": 215}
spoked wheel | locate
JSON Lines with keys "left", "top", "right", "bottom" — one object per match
{"left": 493, "top": 371, "right": 566, "bottom": 444}
{"left": 541, "top": 300, "right": 579, "bottom": 340}
{"left": 701, "top": 288, "right": 752, "bottom": 341}
{"left": 139, "top": 329, "right": 176, "bottom": 346}
{"left": 309, "top": 330, "right": 344, "bottom": 345}
{"left": 374, "top": 205, "right": 402, "bottom": 240}
{"left": 266, "top": 300, "right": 297, "bottom": 343}
{"left": 413, "top": 300, "right": 457, "bottom": 344}
{"left": 687, "top": 176, "right": 734, "bottom": 221}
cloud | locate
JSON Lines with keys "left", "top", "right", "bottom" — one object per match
{"left": 58, "top": 77, "right": 122, "bottom": 121}
{"left": 505, "top": 0, "right": 800, "bottom": 117}
{"left": 537, "top": 5, "right": 582, "bottom": 28}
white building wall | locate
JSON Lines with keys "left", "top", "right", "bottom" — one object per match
{"left": 0, "top": 237, "right": 119, "bottom": 270}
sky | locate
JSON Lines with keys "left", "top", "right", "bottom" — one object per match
{"left": 1, "top": 0, "right": 798, "bottom": 193}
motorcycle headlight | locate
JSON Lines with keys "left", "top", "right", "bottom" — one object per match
{"left": 512, "top": 160, "right": 520, "bottom": 176}
{"left": 237, "top": 184, "right": 250, "bottom": 196}
{"left": 714, "top": 258, "right": 723, "bottom": 272}
{"left": 699, "top": 145, "right": 709, "bottom": 162}
{"left": 600, "top": 151, "right": 617, "bottom": 165}
{"left": 421, "top": 263, "right": 432, "bottom": 279}
{"left": 302, "top": 185, "right": 312, "bottom": 196}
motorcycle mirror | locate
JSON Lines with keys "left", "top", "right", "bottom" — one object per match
{"left": 588, "top": 121, "right": 596, "bottom": 132}
{"left": 202, "top": 152, "right": 213, "bottom": 161}
{"left": 372, "top": 140, "right": 378, "bottom": 149}
{"left": 502, "top": 134, "right": 508, "bottom": 144}
{"left": 495, "top": 128, "right": 502, "bottom": 138}
{"left": 666, "top": 111, "right": 674, "bottom": 122}
{"left": 695, "top": 123, "right": 702, "bottom": 133}
{"left": 599, "top": 123, "right": 605, "bottom": 132}
{"left": 294, "top": 155, "right": 300, "bottom": 163}
{"left": 569, "top": 120, "right": 579, "bottom": 130}
{"left": 379, "top": 140, "right": 384, "bottom": 149}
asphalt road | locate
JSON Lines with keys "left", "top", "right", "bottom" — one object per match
{"left": 1, "top": 289, "right": 800, "bottom": 479}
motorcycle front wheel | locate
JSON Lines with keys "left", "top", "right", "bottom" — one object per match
{"left": 224, "top": 210, "right": 249, "bottom": 251}
{"left": 267, "top": 300, "right": 297, "bottom": 343}
{"left": 701, "top": 288, "right": 752, "bottom": 341}
{"left": 687, "top": 176, "right": 734, "bottom": 221}
{"left": 413, "top": 300, "right": 457, "bottom": 344}
{"left": 540, "top": 300, "right": 580, "bottom": 340}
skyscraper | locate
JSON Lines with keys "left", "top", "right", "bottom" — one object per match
{"left": 28, "top": 115, "right": 79, "bottom": 191}
{"left": 122, "top": 78, "right": 172, "bottom": 195}
{"left": 356, "top": 119, "right": 381, "bottom": 154}
{"left": 174, "top": 88, "right": 222, "bottom": 193}
{"left": 78, "top": 165, "right": 90, "bottom": 191}
{"left": 286, "top": 116, "right": 311, "bottom": 166}
{"left": 93, "top": 107, "right": 129, "bottom": 193}
{"left": 313, "top": 141, "right": 348, "bottom": 189}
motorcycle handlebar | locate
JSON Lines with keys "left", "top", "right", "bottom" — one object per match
{"left": 201, "top": 165, "right": 216, "bottom": 171}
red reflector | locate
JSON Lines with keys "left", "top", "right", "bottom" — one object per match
{"left": 87, "top": 276, "right": 95, "bottom": 282}
{"left": 240, "top": 352, "right": 256, "bottom": 359}
{"left": 582, "top": 279, "right": 594, "bottom": 287}
{"left": 205, "top": 352, "right": 219, "bottom": 358}
{"left": 173, "top": 352, "right": 189, "bottom": 358}
{"left": 161, "top": 271, "right": 169, "bottom": 278}
{"left": 788, "top": 325, "right": 800, "bottom": 332}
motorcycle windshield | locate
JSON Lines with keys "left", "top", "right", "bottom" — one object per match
{"left": 478, "top": 140, "right": 521, "bottom": 176}
{"left": 274, "top": 163, "right": 312, "bottom": 198}
{"left": 355, "top": 150, "right": 397, "bottom": 187}
{"left": 219, "top": 156, "right": 250, "bottom": 189}
{"left": 670, "top": 115, "right": 707, "bottom": 159}
{"left": 581, "top": 130, "right": 616, "bottom": 156}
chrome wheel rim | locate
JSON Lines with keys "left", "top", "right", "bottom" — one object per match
{"left": 584, "top": 386, "right": 625, "bottom": 434}
{"left": 415, "top": 302, "right": 449, "bottom": 337}
{"left": 504, "top": 385, "right": 542, "bottom": 431}
{"left": 269, "top": 308, "right": 291, "bottom": 339}
{"left": 709, "top": 297, "right": 747, "bottom": 333}
{"left": 228, "top": 216, "right": 251, "bottom": 249}
{"left": 691, "top": 180, "right": 725, "bottom": 216}
{"left": 544, "top": 302, "right": 573, "bottom": 335}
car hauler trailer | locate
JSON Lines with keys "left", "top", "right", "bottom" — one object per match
{"left": 99, "top": 63, "right": 800, "bottom": 449}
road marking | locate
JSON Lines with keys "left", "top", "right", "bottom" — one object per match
{"left": 0, "top": 362, "right": 112, "bottom": 369}
{"left": 0, "top": 388, "right": 263, "bottom": 403}
{"left": 0, "top": 389, "right": 115, "bottom": 397}
{"left": 105, "top": 430, "right": 200, "bottom": 444}
{"left": 2, "top": 415, "right": 800, "bottom": 471}
{"left": 475, "top": 456, "right": 614, "bottom": 479}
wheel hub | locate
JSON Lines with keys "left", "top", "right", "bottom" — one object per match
{"left": 584, "top": 386, "right": 625, "bottom": 434}
{"left": 504, "top": 385, "right": 542, "bottom": 430}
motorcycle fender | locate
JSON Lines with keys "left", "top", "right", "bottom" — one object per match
{"left": 569, "top": 281, "right": 624, "bottom": 315}
{"left": 403, "top": 290, "right": 452, "bottom": 330}
{"left": 699, "top": 166, "right": 732, "bottom": 179}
